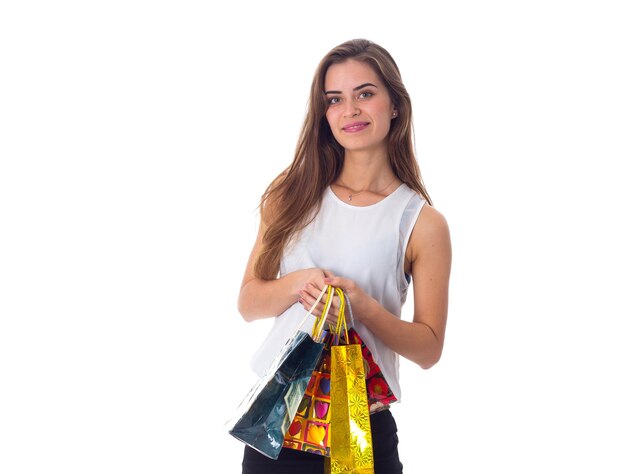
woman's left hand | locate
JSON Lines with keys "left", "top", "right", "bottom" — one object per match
{"left": 322, "top": 270, "right": 375, "bottom": 323}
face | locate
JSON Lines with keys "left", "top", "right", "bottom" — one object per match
{"left": 324, "top": 59, "right": 396, "bottom": 155}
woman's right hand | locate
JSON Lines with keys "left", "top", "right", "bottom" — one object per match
{"left": 291, "top": 268, "right": 342, "bottom": 325}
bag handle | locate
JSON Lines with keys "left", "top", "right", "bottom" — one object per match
{"left": 305, "top": 284, "right": 329, "bottom": 320}
{"left": 333, "top": 288, "right": 349, "bottom": 344}
{"left": 296, "top": 284, "right": 350, "bottom": 344}
{"left": 311, "top": 286, "right": 335, "bottom": 342}
{"left": 292, "top": 284, "right": 334, "bottom": 342}
{"left": 344, "top": 292, "right": 355, "bottom": 329}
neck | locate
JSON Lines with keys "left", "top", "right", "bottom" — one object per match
{"left": 339, "top": 149, "right": 395, "bottom": 190}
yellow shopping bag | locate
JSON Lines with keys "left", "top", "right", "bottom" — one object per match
{"left": 327, "top": 289, "right": 375, "bottom": 473}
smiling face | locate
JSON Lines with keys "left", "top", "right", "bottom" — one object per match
{"left": 324, "top": 59, "right": 396, "bottom": 156}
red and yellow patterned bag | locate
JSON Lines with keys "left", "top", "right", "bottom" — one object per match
{"left": 282, "top": 332, "right": 333, "bottom": 455}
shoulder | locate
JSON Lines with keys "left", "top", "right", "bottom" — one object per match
{"left": 406, "top": 203, "right": 451, "bottom": 263}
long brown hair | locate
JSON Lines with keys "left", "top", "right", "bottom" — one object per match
{"left": 254, "top": 39, "right": 432, "bottom": 280}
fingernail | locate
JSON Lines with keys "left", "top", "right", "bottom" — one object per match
{"left": 324, "top": 278, "right": 331, "bottom": 283}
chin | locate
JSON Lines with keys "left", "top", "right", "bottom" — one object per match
{"left": 339, "top": 140, "right": 383, "bottom": 154}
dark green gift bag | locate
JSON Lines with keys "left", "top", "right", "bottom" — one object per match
{"left": 228, "top": 286, "right": 335, "bottom": 459}
{"left": 228, "top": 330, "right": 325, "bottom": 459}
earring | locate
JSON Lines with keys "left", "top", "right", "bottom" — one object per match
{"left": 392, "top": 111, "right": 398, "bottom": 118}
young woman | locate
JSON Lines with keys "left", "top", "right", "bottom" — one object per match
{"left": 237, "top": 38, "right": 452, "bottom": 474}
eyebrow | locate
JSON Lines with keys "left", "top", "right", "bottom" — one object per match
{"left": 324, "top": 82, "right": 378, "bottom": 95}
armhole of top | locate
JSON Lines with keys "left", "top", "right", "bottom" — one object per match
{"left": 398, "top": 194, "right": 427, "bottom": 289}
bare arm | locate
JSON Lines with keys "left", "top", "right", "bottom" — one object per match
{"left": 319, "top": 205, "right": 451, "bottom": 369}
{"left": 237, "top": 213, "right": 327, "bottom": 321}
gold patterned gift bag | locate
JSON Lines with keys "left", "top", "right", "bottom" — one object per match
{"left": 327, "top": 291, "right": 375, "bottom": 473}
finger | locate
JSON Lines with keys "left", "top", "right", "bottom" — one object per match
{"left": 300, "top": 283, "right": 322, "bottom": 299}
{"left": 318, "top": 300, "right": 337, "bottom": 322}
{"left": 301, "top": 299, "right": 325, "bottom": 318}
{"left": 323, "top": 276, "right": 352, "bottom": 292}
{"left": 301, "top": 283, "right": 326, "bottom": 301}
{"left": 300, "top": 290, "right": 329, "bottom": 318}
{"left": 299, "top": 291, "right": 316, "bottom": 313}
{"left": 300, "top": 290, "right": 327, "bottom": 315}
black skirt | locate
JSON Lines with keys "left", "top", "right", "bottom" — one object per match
{"left": 241, "top": 409, "right": 403, "bottom": 474}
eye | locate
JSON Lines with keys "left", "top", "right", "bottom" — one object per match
{"left": 358, "top": 91, "right": 374, "bottom": 99}
{"left": 327, "top": 96, "right": 341, "bottom": 105}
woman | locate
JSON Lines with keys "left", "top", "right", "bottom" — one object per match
{"left": 238, "top": 39, "right": 451, "bottom": 473}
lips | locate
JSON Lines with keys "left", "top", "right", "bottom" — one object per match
{"left": 342, "top": 122, "right": 369, "bottom": 133}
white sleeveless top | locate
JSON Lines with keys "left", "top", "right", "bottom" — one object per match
{"left": 250, "top": 183, "right": 426, "bottom": 401}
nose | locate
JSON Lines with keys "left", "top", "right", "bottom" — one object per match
{"left": 342, "top": 98, "right": 360, "bottom": 118}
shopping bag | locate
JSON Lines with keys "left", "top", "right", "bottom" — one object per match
{"left": 327, "top": 343, "right": 375, "bottom": 473}
{"left": 284, "top": 289, "right": 394, "bottom": 459}
{"left": 227, "top": 286, "right": 333, "bottom": 459}
{"left": 282, "top": 286, "right": 347, "bottom": 456}
{"left": 328, "top": 291, "right": 375, "bottom": 473}
{"left": 348, "top": 328, "right": 397, "bottom": 410}
{"left": 282, "top": 330, "right": 333, "bottom": 455}
{"left": 228, "top": 330, "right": 324, "bottom": 458}
{"left": 343, "top": 293, "right": 397, "bottom": 411}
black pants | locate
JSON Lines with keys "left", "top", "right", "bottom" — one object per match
{"left": 241, "top": 409, "right": 403, "bottom": 473}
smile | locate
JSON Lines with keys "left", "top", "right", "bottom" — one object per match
{"left": 342, "top": 122, "right": 370, "bottom": 133}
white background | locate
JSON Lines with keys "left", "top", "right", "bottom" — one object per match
{"left": 1, "top": 1, "right": 625, "bottom": 472}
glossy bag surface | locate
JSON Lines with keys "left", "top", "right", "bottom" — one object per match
{"left": 283, "top": 331, "right": 333, "bottom": 455}
{"left": 348, "top": 328, "right": 397, "bottom": 411}
{"left": 328, "top": 343, "right": 375, "bottom": 473}
{"left": 283, "top": 327, "right": 396, "bottom": 457}
{"left": 228, "top": 330, "right": 325, "bottom": 459}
